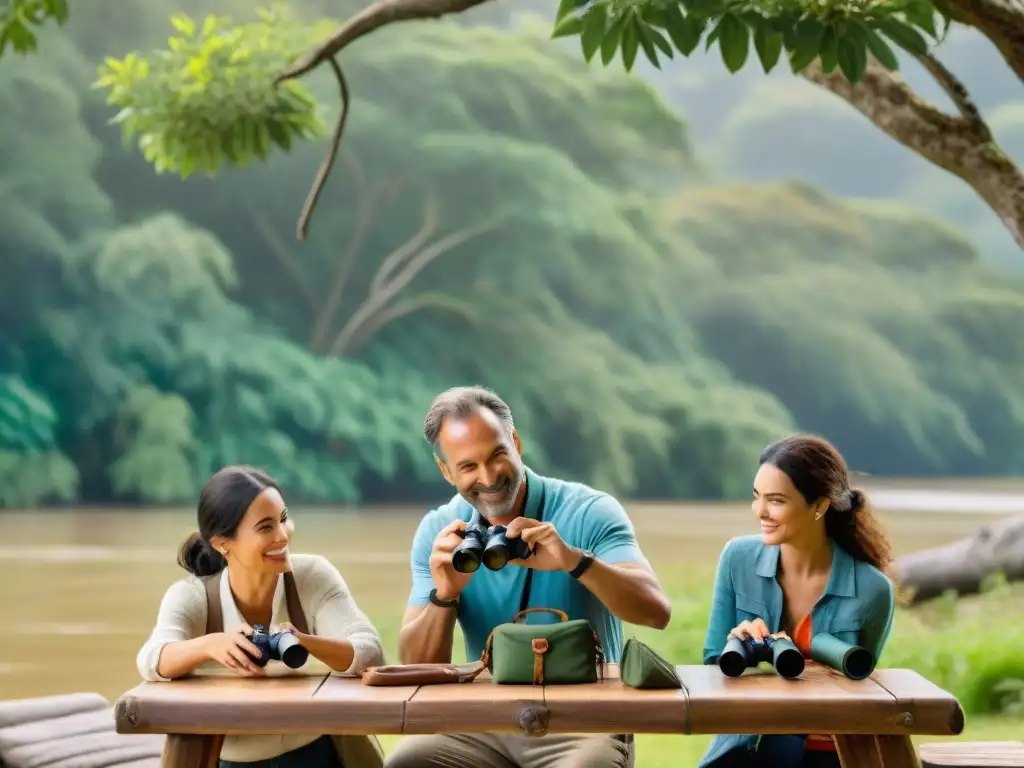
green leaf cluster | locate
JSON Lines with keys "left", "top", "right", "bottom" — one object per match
{"left": 553, "top": 0, "right": 945, "bottom": 83}
{"left": 93, "top": 8, "right": 325, "bottom": 178}
{"left": 0, "top": 0, "right": 67, "bottom": 55}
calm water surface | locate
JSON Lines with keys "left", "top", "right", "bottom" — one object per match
{"left": 2, "top": 486, "right": 1017, "bottom": 703}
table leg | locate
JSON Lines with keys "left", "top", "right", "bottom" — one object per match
{"left": 836, "top": 735, "right": 883, "bottom": 768}
{"left": 161, "top": 734, "right": 225, "bottom": 768}
{"left": 875, "top": 735, "right": 920, "bottom": 767}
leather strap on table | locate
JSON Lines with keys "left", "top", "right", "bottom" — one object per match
{"left": 361, "top": 662, "right": 486, "bottom": 686}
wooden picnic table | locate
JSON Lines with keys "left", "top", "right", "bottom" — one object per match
{"left": 114, "top": 662, "right": 964, "bottom": 768}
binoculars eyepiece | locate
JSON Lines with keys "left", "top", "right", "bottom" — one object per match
{"left": 452, "top": 514, "right": 532, "bottom": 573}
{"left": 718, "top": 635, "right": 805, "bottom": 680}
{"left": 245, "top": 624, "right": 309, "bottom": 669}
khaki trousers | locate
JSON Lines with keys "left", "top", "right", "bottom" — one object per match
{"left": 383, "top": 733, "right": 635, "bottom": 768}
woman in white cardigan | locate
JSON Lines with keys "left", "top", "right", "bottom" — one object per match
{"left": 137, "top": 465, "right": 386, "bottom": 768}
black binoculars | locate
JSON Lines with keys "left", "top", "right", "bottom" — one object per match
{"left": 245, "top": 624, "right": 309, "bottom": 669}
{"left": 452, "top": 511, "right": 531, "bottom": 573}
{"left": 719, "top": 635, "right": 805, "bottom": 679}
{"left": 810, "top": 633, "right": 875, "bottom": 680}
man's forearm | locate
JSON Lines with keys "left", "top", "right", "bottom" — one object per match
{"left": 398, "top": 604, "right": 459, "bottom": 664}
{"left": 575, "top": 557, "right": 672, "bottom": 629}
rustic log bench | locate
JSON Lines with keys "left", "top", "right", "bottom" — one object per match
{"left": 0, "top": 691, "right": 163, "bottom": 768}
{"left": 918, "top": 741, "right": 1024, "bottom": 767}
{"left": 113, "top": 662, "right": 966, "bottom": 768}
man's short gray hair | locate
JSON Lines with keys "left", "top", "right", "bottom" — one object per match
{"left": 423, "top": 386, "right": 515, "bottom": 455}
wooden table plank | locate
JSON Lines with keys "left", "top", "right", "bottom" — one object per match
{"left": 678, "top": 662, "right": 906, "bottom": 735}
{"left": 541, "top": 664, "right": 688, "bottom": 734}
{"left": 403, "top": 670, "right": 548, "bottom": 736}
{"left": 311, "top": 675, "right": 415, "bottom": 734}
{"left": 115, "top": 676, "right": 332, "bottom": 735}
{"left": 871, "top": 669, "right": 966, "bottom": 736}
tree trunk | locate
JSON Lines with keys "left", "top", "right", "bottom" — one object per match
{"left": 893, "top": 514, "right": 1024, "bottom": 603}
{"left": 802, "top": 57, "right": 1024, "bottom": 250}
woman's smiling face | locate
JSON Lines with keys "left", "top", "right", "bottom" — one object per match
{"left": 211, "top": 486, "right": 295, "bottom": 574}
{"left": 751, "top": 462, "right": 824, "bottom": 545}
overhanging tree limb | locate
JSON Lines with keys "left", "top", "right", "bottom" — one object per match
{"left": 802, "top": 56, "right": 1024, "bottom": 249}
{"left": 276, "top": 0, "right": 496, "bottom": 240}
{"left": 275, "top": 0, "right": 495, "bottom": 84}
{"left": 939, "top": 0, "right": 1024, "bottom": 83}
{"left": 296, "top": 56, "right": 349, "bottom": 242}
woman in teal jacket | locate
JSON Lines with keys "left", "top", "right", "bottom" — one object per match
{"left": 699, "top": 434, "right": 897, "bottom": 768}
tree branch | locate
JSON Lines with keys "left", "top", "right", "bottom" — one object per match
{"left": 917, "top": 53, "right": 990, "bottom": 141}
{"left": 802, "top": 56, "right": 1024, "bottom": 249}
{"left": 328, "top": 213, "right": 501, "bottom": 356}
{"left": 338, "top": 291, "right": 477, "bottom": 356}
{"left": 248, "top": 208, "right": 319, "bottom": 308}
{"left": 296, "top": 56, "right": 349, "bottom": 242}
{"left": 938, "top": 0, "right": 1024, "bottom": 83}
{"left": 369, "top": 194, "right": 441, "bottom": 295}
{"left": 275, "top": 0, "right": 495, "bottom": 84}
{"left": 308, "top": 157, "right": 393, "bottom": 353}
{"left": 274, "top": 0, "right": 494, "bottom": 240}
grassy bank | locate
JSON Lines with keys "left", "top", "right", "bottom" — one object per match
{"left": 367, "top": 563, "right": 1024, "bottom": 766}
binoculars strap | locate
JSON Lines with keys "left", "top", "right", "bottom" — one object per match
{"left": 202, "top": 571, "right": 309, "bottom": 635}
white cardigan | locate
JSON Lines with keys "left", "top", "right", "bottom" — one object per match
{"left": 136, "top": 553, "right": 385, "bottom": 762}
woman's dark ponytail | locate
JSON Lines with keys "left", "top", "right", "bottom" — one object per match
{"left": 176, "top": 531, "right": 227, "bottom": 577}
{"left": 179, "top": 465, "right": 280, "bottom": 576}
{"left": 824, "top": 487, "right": 895, "bottom": 578}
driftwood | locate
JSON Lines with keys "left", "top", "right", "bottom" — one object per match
{"left": 893, "top": 515, "right": 1024, "bottom": 604}
{"left": 0, "top": 692, "right": 162, "bottom": 768}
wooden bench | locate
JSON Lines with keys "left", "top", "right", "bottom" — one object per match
{"left": 918, "top": 741, "right": 1024, "bottom": 767}
{"left": 113, "top": 662, "right": 965, "bottom": 768}
{"left": 0, "top": 692, "right": 163, "bottom": 768}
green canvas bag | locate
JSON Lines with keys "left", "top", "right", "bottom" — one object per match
{"left": 620, "top": 637, "right": 681, "bottom": 689}
{"left": 481, "top": 607, "right": 605, "bottom": 685}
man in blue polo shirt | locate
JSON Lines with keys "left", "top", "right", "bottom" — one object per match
{"left": 385, "top": 386, "right": 671, "bottom": 768}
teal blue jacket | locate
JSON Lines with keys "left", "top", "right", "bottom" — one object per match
{"left": 698, "top": 534, "right": 896, "bottom": 767}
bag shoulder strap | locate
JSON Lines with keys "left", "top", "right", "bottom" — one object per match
{"left": 201, "top": 570, "right": 309, "bottom": 635}
{"left": 518, "top": 485, "right": 545, "bottom": 615}
{"left": 203, "top": 574, "right": 223, "bottom": 635}
{"left": 283, "top": 571, "right": 310, "bottom": 634}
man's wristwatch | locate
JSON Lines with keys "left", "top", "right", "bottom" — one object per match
{"left": 429, "top": 588, "right": 459, "bottom": 609}
{"left": 568, "top": 549, "right": 596, "bottom": 579}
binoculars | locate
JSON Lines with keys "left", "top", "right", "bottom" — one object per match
{"left": 452, "top": 511, "right": 531, "bottom": 573}
{"left": 245, "top": 624, "right": 309, "bottom": 669}
{"left": 718, "top": 633, "right": 875, "bottom": 681}
{"left": 719, "top": 635, "right": 805, "bottom": 679}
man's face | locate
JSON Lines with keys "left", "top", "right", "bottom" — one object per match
{"left": 435, "top": 408, "right": 525, "bottom": 521}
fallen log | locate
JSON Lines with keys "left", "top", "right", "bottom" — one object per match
{"left": 893, "top": 514, "right": 1024, "bottom": 604}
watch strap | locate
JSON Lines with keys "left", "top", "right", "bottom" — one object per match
{"left": 569, "top": 550, "right": 595, "bottom": 579}
{"left": 429, "top": 588, "right": 459, "bottom": 609}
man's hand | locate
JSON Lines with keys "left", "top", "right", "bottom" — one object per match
{"left": 430, "top": 519, "right": 474, "bottom": 600}
{"left": 505, "top": 517, "right": 581, "bottom": 572}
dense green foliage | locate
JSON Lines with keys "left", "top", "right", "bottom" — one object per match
{"left": 3, "top": 3, "right": 1024, "bottom": 508}
{"left": 0, "top": 0, "right": 67, "bottom": 54}
{"left": 552, "top": 0, "right": 944, "bottom": 83}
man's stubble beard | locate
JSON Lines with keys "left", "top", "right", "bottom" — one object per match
{"left": 471, "top": 463, "right": 525, "bottom": 522}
